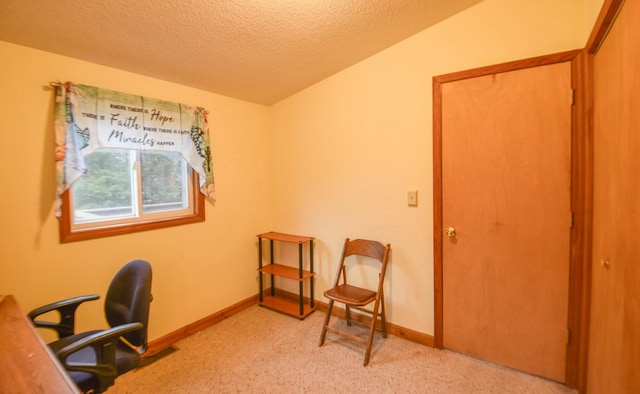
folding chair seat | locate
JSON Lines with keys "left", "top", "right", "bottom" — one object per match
{"left": 319, "top": 238, "right": 391, "bottom": 366}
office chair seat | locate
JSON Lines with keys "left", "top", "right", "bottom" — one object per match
{"left": 29, "top": 259, "right": 152, "bottom": 393}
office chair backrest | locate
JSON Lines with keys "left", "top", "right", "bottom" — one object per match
{"left": 104, "top": 259, "right": 152, "bottom": 350}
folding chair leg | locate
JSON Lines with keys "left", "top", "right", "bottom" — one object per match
{"left": 319, "top": 299, "right": 334, "bottom": 346}
{"left": 380, "top": 296, "right": 387, "bottom": 338}
{"left": 345, "top": 304, "right": 352, "bottom": 326}
{"left": 363, "top": 300, "right": 382, "bottom": 366}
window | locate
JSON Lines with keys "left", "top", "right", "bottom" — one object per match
{"left": 53, "top": 82, "right": 215, "bottom": 241}
{"left": 60, "top": 148, "right": 204, "bottom": 243}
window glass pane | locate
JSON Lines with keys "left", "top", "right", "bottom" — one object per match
{"left": 72, "top": 149, "right": 135, "bottom": 223}
{"left": 140, "top": 151, "right": 188, "bottom": 214}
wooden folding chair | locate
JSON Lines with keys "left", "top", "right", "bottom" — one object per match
{"left": 318, "top": 238, "right": 391, "bottom": 366}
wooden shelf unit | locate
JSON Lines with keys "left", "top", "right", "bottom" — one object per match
{"left": 257, "top": 231, "right": 316, "bottom": 319}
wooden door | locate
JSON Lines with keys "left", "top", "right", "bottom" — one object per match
{"left": 440, "top": 62, "right": 572, "bottom": 382}
{"left": 588, "top": 0, "right": 640, "bottom": 392}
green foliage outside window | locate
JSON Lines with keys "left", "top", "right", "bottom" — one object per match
{"left": 73, "top": 149, "right": 186, "bottom": 212}
{"left": 73, "top": 150, "right": 132, "bottom": 210}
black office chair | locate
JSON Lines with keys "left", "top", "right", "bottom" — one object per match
{"left": 28, "top": 259, "right": 153, "bottom": 393}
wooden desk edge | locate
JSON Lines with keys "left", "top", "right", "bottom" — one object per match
{"left": 0, "top": 295, "right": 79, "bottom": 393}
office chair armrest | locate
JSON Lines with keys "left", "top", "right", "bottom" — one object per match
{"left": 27, "top": 294, "right": 100, "bottom": 339}
{"left": 56, "top": 322, "right": 143, "bottom": 392}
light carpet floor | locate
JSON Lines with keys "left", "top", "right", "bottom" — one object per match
{"left": 109, "top": 305, "right": 576, "bottom": 393}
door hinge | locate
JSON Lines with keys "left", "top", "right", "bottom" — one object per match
{"left": 569, "top": 88, "right": 575, "bottom": 106}
{"left": 569, "top": 211, "right": 574, "bottom": 228}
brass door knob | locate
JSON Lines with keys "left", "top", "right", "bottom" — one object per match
{"left": 445, "top": 227, "right": 456, "bottom": 237}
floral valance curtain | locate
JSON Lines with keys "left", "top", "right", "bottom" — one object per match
{"left": 54, "top": 82, "right": 215, "bottom": 216}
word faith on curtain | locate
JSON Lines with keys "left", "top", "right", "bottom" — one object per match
{"left": 53, "top": 82, "right": 215, "bottom": 217}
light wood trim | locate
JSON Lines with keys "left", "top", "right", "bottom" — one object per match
{"left": 60, "top": 170, "right": 205, "bottom": 243}
{"left": 315, "top": 299, "right": 434, "bottom": 347}
{"left": 432, "top": 50, "right": 584, "bottom": 386}
{"left": 432, "top": 67, "right": 444, "bottom": 349}
{"left": 0, "top": 295, "right": 79, "bottom": 393}
{"left": 144, "top": 294, "right": 257, "bottom": 357}
{"left": 145, "top": 290, "right": 434, "bottom": 357}
{"left": 586, "top": 0, "right": 626, "bottom": 54}
{"left": 566, "top": 49, "right": 594, "bottom": 392}
{"left": 432, "top": 50, "right": 581, "bottom": 85}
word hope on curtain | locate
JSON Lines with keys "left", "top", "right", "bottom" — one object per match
{"left": 53, "top": 82, "right": 215, "bottom": 216}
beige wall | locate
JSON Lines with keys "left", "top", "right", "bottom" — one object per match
{"left": 270, "top": 0, "right": 590, "bottom": 334}
{"left": 0, "top": 0, "right": 596, "bottom": 343}
{"left": 588, "top": 0, "right": 606, "bottom": 35}
{"left": 0, "top": 41, "right": 272, "bottom": 341}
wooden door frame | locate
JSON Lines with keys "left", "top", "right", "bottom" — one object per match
{"left": 432, "top": 49, "right": 589, "bottom": 389}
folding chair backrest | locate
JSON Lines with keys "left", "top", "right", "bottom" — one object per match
{"left": 337, "top": 238, "right": 390, "bottom": 290}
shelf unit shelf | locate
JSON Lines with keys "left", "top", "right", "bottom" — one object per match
{"left": 257, "top": 231, "right": 316, "bottom": 319}
{"left": 260, "top": 294, "right": 316, "bottom": 317}
{"left": 258, "top": 264, "right": 315, "bottom": 281}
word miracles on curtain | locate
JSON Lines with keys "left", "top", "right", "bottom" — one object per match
{"left": 103, "top": 106, "right": 180, "bottom": 148}
{"left": 53, "top": 82, "right": 215, "bottom": 217}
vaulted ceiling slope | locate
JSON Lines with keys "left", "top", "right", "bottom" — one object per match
{"left": 0, "top": 0, "right": 483, "bottom": 105}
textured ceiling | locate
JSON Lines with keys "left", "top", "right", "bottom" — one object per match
{"left": 0, "top": 0, "right": 483, "bottom": 105}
